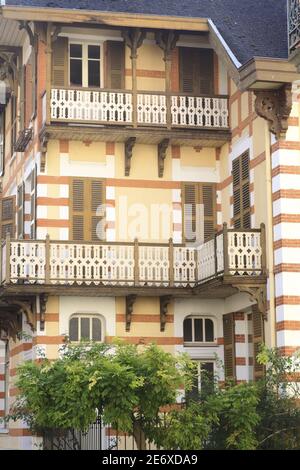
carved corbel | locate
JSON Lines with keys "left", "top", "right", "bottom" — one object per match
{"left": 235, "top": 284, "right": 267, "bottom": 320}
{"left": 125, "top": 137, "right": 136, "bottom": 176}
{"left": 51, "top": 26, "right": 62, "bottom": 44}
{"left": 158, "top": 138, "right": 170, "bottom": 178}
{"left": 254, "top": 84, "right": 292, "bottom": 140}
{"left": 160, "top": 296, "right": 172, "bottom": 332}
{"left": 40, "top": 132, "right": 49, "bottom": 173}
{"left": 5, "top": 299, "right": 36, "bottom": 330}
{"left": 19, "top": 21, "right": 36, "bottom": 47}
{"left": 122, "top": 28, "right": 146, "bottom": 59}
{"left": 155, "top": 31, "right": 179, "bottom": 62}
{"left": 0, "top": 312, "right": 22, "bottom": 341}
{"left": 126, "top": 295, "right": 137, "bottom": 332}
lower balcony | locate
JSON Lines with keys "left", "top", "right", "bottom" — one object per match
{"left": 0, "top": 226, "right": 266, "bottom": 299}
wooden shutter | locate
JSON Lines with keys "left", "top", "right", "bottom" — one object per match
{"left": 1, "top": 196, "right": 15, "bottom": 238}
{"left": 106, "top": 41, "right": 125, "bottom": 89}
{"left": 52, "top": 37, "right": 68, "bottom": 87}
{"left": 223, "top": 313, "right": 236, "bottom": 381}
{"left": 70, "top": 178, "right": 105, "bottom": 242}
{"left": 179, "top": 48, "right": 214, "bottom": 95}
{"left": 232, "top": 151, "right": 251, "bottom": 229}
{"left": 24, "top": 54, "right": 33, "bottom": 127}
{"left": 252, "top": 306, "right": 265, "bottom": 381}
{"left": 17, "top": 183, "right": 24, "bottom": 238}
{"left": 30, "top": 166, "right": 36, "bottom": 239}
{"left": 182, "top": 182, "right": 216, "bottom": 242}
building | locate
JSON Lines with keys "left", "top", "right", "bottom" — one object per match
{"left": 0, "top": 0, "right": 299, "bottom": 449}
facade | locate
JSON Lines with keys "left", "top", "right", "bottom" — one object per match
{"left": 0, "top": 0, "right": 299, "bottom": 449}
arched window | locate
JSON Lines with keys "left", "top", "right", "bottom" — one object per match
{"left": 69, "top": 315, "right": 102, "bottom": 342}
{"left": 183, "top": 316, "right": 215, "bottom": 343}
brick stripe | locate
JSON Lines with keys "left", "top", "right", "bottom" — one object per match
{"left": 171, "top": 145, "right": 180, "bottom": 159}
{"left": 235, "top": 334, "right": 245, "bottom": 343}
{"left": 250, "top": 151, "right": 265, "bottom": 169}
{"left": 0, "top": 392, "right": 5, "bottom": 399}
{"left": 288, "top": 117, "right": 299, "bottom": 126}
{"left": 37, "top": 219, "right": 69, "bottom": 227}
{"left": 273, "top": 214, "right": 300, "bottom": 225}
{"left": 125, "top": 68, "right": 165, "bottom": 78}
{"left": 276, "top": 296, "right": 300, "bottom": 306}
{"left": 37, "top": 197, "right": 69, "bottom": 206}
{"left": 275, "top": 264, "right": 300, "bottom": 274}
{"left": 106, "top": 336, "right": 183, "bottom": 345}
{"left": 274, "top": 239, "right": 300, "bottom": 250}
{"left": 10, "top": 343, "right": 32, "bottom": 357}
{"left": 276, "top": 321, "right": 300, "bottom": 331}
{"left": 37, "top": 175, "right": 70, "bottom": 184}
{"left": 272, "top": 141, "right": 300, "bottom": 152}
{"left": 236, "top": 357, "right": 246, "bottom": 366}
{"left": 217, "top": 175, "right": 232, "bottom": 191}
{"left": 273, "top": 189, "right": 300, "bottom": 201}
{"left": 106, "top": 179, "right": 181, "bottom": 189}
{"left": 116, "top": 314, "right": 173, "bottom": 323}
{"left": 217, "top": 337, "right": 224, "bottom": 345}
{"left": 33, "top": 336, "right": 64, "bottom": 345}
{"left": 272, "top": 166, "right": 300, "bottom": 177}
{"left": 0, "top": 374, "right": 5, "bottom": 381}
{"left": 9, "top": 429, "right": 32, "bottom": 437}
{"left": 45, "top": 313, "right": 59, "bottom": 322}
{"left": 278, "top": 346, "right": 300, "bottom": 355}
{"left": 234, "top": 313, "right": 245, "bottom": 321}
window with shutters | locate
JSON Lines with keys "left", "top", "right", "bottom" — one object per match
{"left": 183, "top": 316, "right": 216, "bottom": 344}
{"left": 69, "top": 314, "right": 103, "bottom": 342}
{"left": 70, "top": 178, "right": 105, "bottom": 242}
{"left": 186, "top": 361, "right": 215, "bottom": 402}
{"left": 223, "top": 313, "right": 236, "bottom": 381}
{"left": 182, "top": 182, "right": 216, "bottom": 243}
{"left": 17, "top": 183, "right": 24, "bottom": 238}
{"left": 105, "top": 41, "right": 125, "bottom": 89}
{"left": 69, "top": 43, "right": 102, "bottom": 88}
{"left": 232, "top": 152, "right": 251, "bottom": 229}
{"left": 252, "top": 307, "right": 265, "bottom": 381}
{"left": 0, "top": 196, "right": 15, "bottom": 238}
{"left": 179, "top": 47, "right": 214, "bottom": 95}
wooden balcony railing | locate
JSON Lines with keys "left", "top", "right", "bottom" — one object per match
{"left": 1, "top": 225, "right": 265, "bottom": 288}
{"left": 50, "top": 88, "right": 229, "bottom": 129}
{"left": 288, "top": 0, "right": 300, "bottom": 52}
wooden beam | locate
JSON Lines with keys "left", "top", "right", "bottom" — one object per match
{"left": 160, "top": 295, "right": 172, "bottom": 332}
{"left": 2, "top": 7, "right": 209, "bottom": 32}
{"left": 126, "top": 294, "right": 137, "bottom": 332}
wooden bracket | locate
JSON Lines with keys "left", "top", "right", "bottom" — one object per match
{"left": 254, "top": 84, "right": 292, "bottom": 140}
{"left": 19, "top": 21, "right": 36, "bottom": 47}
{"left": 2, "top": 297, "right": 36, "bottom": 331}
{"left": 122, "top": 28, "right": 146, "bottom": 59}
{"left": 40, "top": 132, "right": 49, "bottom": 173}
{"left": 235, "top": 284, "right": 267, "bottom": 320}
{"left": 160, "top": 295, "right": 172, "bottom": 332}
{"left": 51, "top": 25, "right": 62, "bottom": 44}
{"left": 155, "top": 30, "right": 179, "bottom": 61}
{"left": 39, "top": 294, "right": 48, "bottom": 331}
{"left": 125, "top": 137, "right": 136, "bottom": 176}
{"left": 126, "top": 295, "right": 137, "bottom": 332}
{"left": 0, "top": 310, "right": 22, "bottom": 341}
{"left": 158, "top": 138, "right": 170, "bottom": 178}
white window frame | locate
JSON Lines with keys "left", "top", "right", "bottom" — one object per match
{"left": 193, "top": 360, "right": 215, "bottom": 393}
{"left": 183, "top": 316, "right": 216, "bottom": 345}
{"left": 69, "top": 314, "right": 103, "bottom": 342}
{"left": 69, "top": 41, "right": 104, "bottom": 88}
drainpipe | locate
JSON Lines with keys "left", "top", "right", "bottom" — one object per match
{"left": 265, "top": 122, "right": 276, "bottom": 348}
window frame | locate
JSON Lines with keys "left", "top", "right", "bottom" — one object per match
{"left": 69, "top": 314, "right": 103, "bottom": 343}
{"left": 183, "top": 315, "right": 216, "bottom": 346}
{"left": 186, "top": 360, "right": 215, "bottom": 403}
{"left": 69, "top": 41, "right": 104, "bottom": 89}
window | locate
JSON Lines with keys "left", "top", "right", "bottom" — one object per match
{"left": 183, "top": 316, "right": 215, "bottom": 343}
{"left": 70, "top": 43, "right": 101, "bottom": 88}
{"left": 69, "top": 315, "right": 102, "bottom": 342}
{"left": 232, "top": 151, "right": 251, "bottom": 229}
{"left": 182, "top": 182, "right": 216, "bottom": 243}
{"left": 187, "top": 361, "right": 215, "bottom": 402}
{"left": 179, "top": 47, "right": 214, "bottom": 95}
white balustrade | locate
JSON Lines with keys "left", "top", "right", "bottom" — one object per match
{"left": 171, "top": 95, "right": 228, "bottom": 128}
{"left": 51, "top": 89, "right": 132, "bottom": 123}
{"left": 227, "top": 231, "right": 262, "bottom": 275}
{"left": 137, "top": 94, "right": 167, "bottom": 125}
{"left": 49, "top": 243, "right": 134, "bottom": 285}
{"left": 1, "top": 230, "right": 263, "bottom": 286}
{"left": 174, "top": 247, "right": 196, "bottom": 286}
{"left": 9, "top": 241, "right": 46, "bottom": 283}
{"left": 138, "top": 246, "right": 169, "bottom": 286}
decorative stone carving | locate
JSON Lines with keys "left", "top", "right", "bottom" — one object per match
{"left": 125, "top": 137, "right": 136, "bottom": 176}
{"left": 254, "top": 84, "right": 292, "bottom": 140}
{"left": 122, "top": 28, "right": 145, "bottom": 60}
{"left": 158, "top": 138, "right": 170, "bottom": 178}
{"left": 160, "top": 295, "right": 172, "bottom": 332}
{"left": 126, "top": 294, "right": 137, "bottom": 332}
{"left": 155, "top": 31, "right": 179, "bottom": 61}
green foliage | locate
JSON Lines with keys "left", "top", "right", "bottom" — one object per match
{"left": 6, "top": 342, "right": 300, "bottom": 450}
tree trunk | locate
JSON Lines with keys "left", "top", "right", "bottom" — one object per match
{"left": 133, "top": 420, "right": 146, "bottom": 450}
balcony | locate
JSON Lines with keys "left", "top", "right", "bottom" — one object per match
{"left": 44, "top": 88, "right": 230, "bottom": 147}
{"left": 288, "top": 0, "right": 300, "bottom": 53}
{"left": 0, "top": 226, "right": 266, "bottom": 298}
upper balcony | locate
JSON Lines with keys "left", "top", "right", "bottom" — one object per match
{"left": 0, "top": 225, "right": 266, "bottom": 299}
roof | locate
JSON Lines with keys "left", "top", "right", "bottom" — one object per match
{"left": 4, "top": 0, "right": 288, "bottom": 65}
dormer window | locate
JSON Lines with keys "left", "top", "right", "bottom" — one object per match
{"left": 70, "top": 43, "right": 101, "bottom": 88}
{"left": 183, "top": 316, "right": 215, "bottom": 344}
